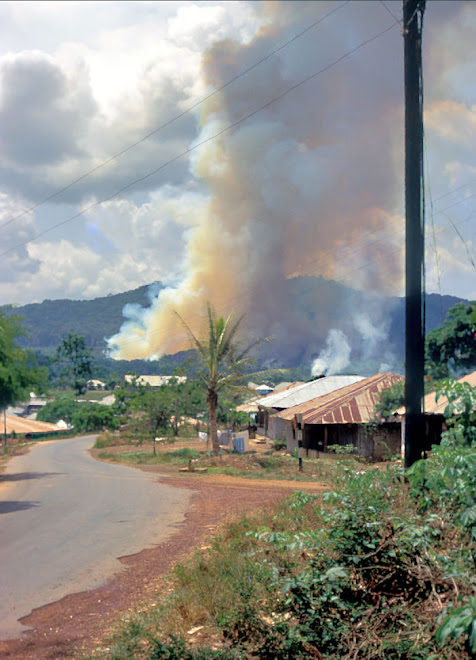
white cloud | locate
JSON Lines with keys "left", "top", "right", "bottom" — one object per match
{"left": 0, "top": 0, "right": 474, "bottom": 315}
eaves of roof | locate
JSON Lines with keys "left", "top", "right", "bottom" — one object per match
{"left": 277, "top": 372, "right": 403, "bottom": 424}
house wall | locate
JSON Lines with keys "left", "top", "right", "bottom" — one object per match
{"left": 356, "top": 424, "right": 401, "bottom": 460}
{"left": 267, "top": 413, "right": 287, "bottom": 441}
{"left": 257, "top": 408, "right": 268, "bottom": 436}
{"left": 400, "top": 414, "right": 446, "bottom": 457}
{"left": 285, "top": 420, "right": 401, "bottom": 460}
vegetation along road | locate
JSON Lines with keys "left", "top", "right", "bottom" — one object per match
{"left": 0, "top": 435, "right": 191, "bottom": 640}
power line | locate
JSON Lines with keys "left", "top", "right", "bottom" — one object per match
{"left": 439, "top": 209, "right": 476, "bottom": 271}
{"left": 379, "top": 0, "right": 402, "bottom": 24}
{"left": 0, "top": 1, "right": 350, "bottom": 233}
{"left": 0, "top": 16, "right": 401, "bottom": 260}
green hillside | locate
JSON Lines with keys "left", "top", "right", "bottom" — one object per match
{"left": 1, "top": 277, "right": 468, "bottom": 378}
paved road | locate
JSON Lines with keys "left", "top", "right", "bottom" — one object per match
{"left": 0, "top": 436, "right": 191, "bottom": 639}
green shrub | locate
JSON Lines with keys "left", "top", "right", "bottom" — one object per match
{"left": 72, "top": 403, "right": 120, "bottom": 432}
{"left": 37, "top": 395, "right": 80, "bottom": 424}
{"left": 272, "top": 439, "right": 287, "bottom": 451}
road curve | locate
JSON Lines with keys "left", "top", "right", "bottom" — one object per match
{"left": 0, "top": 436, "right": 191, "bottom": 640}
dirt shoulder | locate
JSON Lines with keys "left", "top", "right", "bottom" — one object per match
{"left": 0, "top": 463, "right": 325, "bottom": 660}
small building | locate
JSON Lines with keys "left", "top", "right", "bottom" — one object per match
{"left": 396, "top": 371, "right": 476, "bottom": 455}
{"left": 4, "top": 415, "right": 64, "bottom": 438}
{"left": 87, "top": 379, "right": 106, "bottom": 390}
{"left": 278, "top": 373, "right": 403, "bottom": 460}
{"left": 255, "top": 376, "right": 365, "bottom": 441}
{"left": 255, "top": 384, "right": 274, "bottom": 396}
{"left": 124, "top": 375, "right": 187, "bottom": 387}
{"left": 6, "top": 395, "right": 49, "bottom": 420}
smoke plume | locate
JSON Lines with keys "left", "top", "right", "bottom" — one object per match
{"left": 311, "top": 329, "right": 351, "bottom": 376}
{"left": 107, "top": 2, "right": 408, "bottom": 363}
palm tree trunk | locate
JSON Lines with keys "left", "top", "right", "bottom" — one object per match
{"left": 208, "top": 389, "right": 219, "bottom": 456}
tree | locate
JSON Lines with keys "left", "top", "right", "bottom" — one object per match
{"left": 373, "top": 380, "right": 405, "bottom": 420}
{"left": 37, "top": 395, "right": 80, "bottom": 425}
{"left": 131, "top": 389, "right": 174, "bottom": 454}
{"left": 178, "top": 303, "right": 270, "bottom": 455}
{"left": 436, "top": 379, "right": 476, "bottom": 446}
{"left": 71, "top": 403, "right": 119, "bottom": 433}
{"left": 373, "top": 377, "right": 437, "bottom": 421}
{"left": 0, "top": 312, "right": 48, "bottom": 444}
{"left": 56, "top": 332, "right": 93, "bottom": 395}
{"left": 426, "top": 302, "right": 476, "bottom": 379}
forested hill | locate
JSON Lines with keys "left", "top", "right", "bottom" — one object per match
{"left": 1, "top": 277, "right": 468, "bottom": 372}
{"left": 1, "top": 283, "right": 161, "bottom": 355}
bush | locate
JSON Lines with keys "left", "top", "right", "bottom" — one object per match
{"left": 37, "top": 395, "right": 80, "bottom": 424}
{"left": 72, "top": 404, "right": 119, "bottom": 432}
{"left": 272, "top": 439, "right": 287, "bottom": 451}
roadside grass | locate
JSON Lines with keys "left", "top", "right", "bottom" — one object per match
{"left": 97, "top": 447, "right": 203, "bottom": 466}
{"left": 95, "top": 448, "right": 351, "bottom": 482}
{"left": 92, "top": 441, "right": 476, "bottom": 660}
{"left": 93, "top": 431, "right": 359, "bottom": 482}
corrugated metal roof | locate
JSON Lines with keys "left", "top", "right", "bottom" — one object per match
{"left": 236, "top": 381, "right": 304, "bottom": 413}
{"left": 396, "top": 371, "right": 476, "bottom": 416}
{"left": 277, "top": 373, "right": 403, "bottom": 424}
{"left": 258, "top": 375, "right": 365, "bottom": 410}
{"left": 5, "top": 415, "right": 63, "bottom": 434}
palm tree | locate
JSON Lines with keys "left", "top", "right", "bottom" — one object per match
{"left": 177, "top": 303, "right": 270, "bottom": 455}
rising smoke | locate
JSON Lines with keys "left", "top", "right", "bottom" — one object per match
{"left": 107, "top": 1, "right": 407, "bottom": 364}
{"left": 311, "top": 329, "right": 351, "bottom": 376}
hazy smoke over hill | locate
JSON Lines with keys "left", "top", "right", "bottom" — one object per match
{"left": 106, "top": 2, "right": 430, "bottom": 364}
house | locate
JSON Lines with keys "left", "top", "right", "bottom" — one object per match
{"left": 124, "top": 375, "right": 187, "bottom": 387}
{"left": 236, "top": 382, "right": 305, "bottom": 418}
{"left": 87, "top": 379, "right": 106, "bottom": 390}
{"left": 277, "top": 373, "right": 403, "bottom": 460}
{"left": 395, "top": 371, "right": 476, "bottom": 455}
{"left": 255, "top": 384, "right": 274, "bottom": 396}
{"left": 4, "top": 415, "right": 63, "bottom": 438}
{"left": 254, "top": 376, "right": 365, "bottom": 441}
{"left": 6, "top": 395, "right": 49, "bottom": 420}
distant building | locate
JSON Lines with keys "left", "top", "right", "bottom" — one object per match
{"left": 255, "top": 384, "right": 274, "bottom": 396}
{"left": 87, "top": 379, "right": 106, "bottom": 390}
{"left": 6, "top": 395, "right": 49, "bottom": 420}
{"left": 124, "top": 374, "right": 187, "bottom": 387}
{"left": 4, "top": 415, "right": 63, "bottom": 437}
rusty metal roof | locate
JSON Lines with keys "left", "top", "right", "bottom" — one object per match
{"left": 277, "top": 373, "right": 403, "bottom": 424}
{"left": 396, "top": 370, "right": 476, "bottom": 416}
{"left": 5, "top": 415, "right": 63, "bottom": 435}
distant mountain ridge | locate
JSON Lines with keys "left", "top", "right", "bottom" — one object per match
{"left": 2, "top": 283, "right": 162, "bottom": 355}
{"left": 1, "top": 277, "right": 468, "bottom": 375}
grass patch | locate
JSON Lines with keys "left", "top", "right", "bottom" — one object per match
{"left": 97, "top": 447, "right": 202, "bottom": 466}
{"left": 94, "top": 445, "right": 357, "bottom": 482}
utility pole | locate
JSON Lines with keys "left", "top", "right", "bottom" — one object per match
{"left": 404, "top": 0, "right": 426, "bottom": 468}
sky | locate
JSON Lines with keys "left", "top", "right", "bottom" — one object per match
{"left": 0, "top": 1, "right": 474, "bottom": 361}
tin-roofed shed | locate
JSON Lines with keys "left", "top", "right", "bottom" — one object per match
{"left": 278, "top": 373, "right": 403, "bottom": 459}
{"left": 256, "top": 375, "right": 365, "bottom": 441}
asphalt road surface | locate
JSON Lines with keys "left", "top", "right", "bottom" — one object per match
{"left": 0, "top": 435, "right": 191, "bottom": 639}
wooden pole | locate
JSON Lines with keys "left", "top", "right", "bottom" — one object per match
{"left": 404, "top": 0, "right": 427, "bottom": 468}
